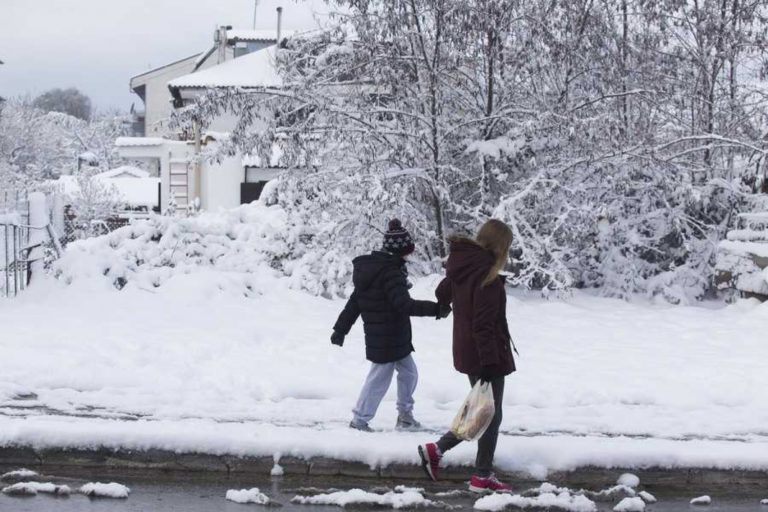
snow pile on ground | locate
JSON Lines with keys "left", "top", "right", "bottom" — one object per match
{"left": 613, "top": 497, "right": 645, "bottom": 512}
{"left": 226, "top": 487, "right": 271, "bottom": 505}
{"left": 761, "top": 498, "right": 768, "bottom": 505}
{"left": 1, "top": 481, "right": 71, "bottom": 496}
{"left": 637, "top": 491, "right": 656, "bottom": 503}
{"left": 582, "top": 485, "right": 636, "bottom": 501}
{"left": 2, "top": 271, "right": 768, "bottom": 473}
{"left": 0, "top": 469, "right": 38, "bottom": 482}
{"left": 79, "top": 482, "right": 130, "bottom": 498}
{"left": 292, "top": 488, "right": 440, "bottom": 509}
{"left": 690, "top": 495, "right": 711, "bottom": 505}
{"left": 473, "top": 489, "right": 596, "bottom": 512}
{"left": 616, "top": 474, "right": 640, "bottom": 488}
{"left": 53, "top": 201, "right": 353, "bottom": 297}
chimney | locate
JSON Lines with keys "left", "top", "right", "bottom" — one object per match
{"left": 276, "top": 7, "right": 283, "bottom": 48}
{"left": 216, "top": 25, "right": 232, "bottom": 64}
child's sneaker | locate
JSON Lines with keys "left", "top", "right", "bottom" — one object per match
{"left": 469, "top": 474, "right": 513, "bottom": 493}
{"left": 395, "top": 413, "right": 422, "bottom": 431}
{"left": 418, "top": 443, "right": 441, "bottom": 481}
{"left": 349, "top": 420, "right": 374, "bottom": 433}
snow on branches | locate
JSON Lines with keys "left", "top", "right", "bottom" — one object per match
{"left": 175, "top": 0, "right": 768, "bottom": 302}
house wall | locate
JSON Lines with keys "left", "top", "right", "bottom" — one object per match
{"left": 201, "top": 154, "right": 243, "bottom": 211}
{"left": 131, "top": 50, "right": 232, "bottom": 138}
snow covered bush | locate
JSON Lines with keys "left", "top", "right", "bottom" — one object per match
{"left": 53, "top": 200, "right": 356, "bottom": 297}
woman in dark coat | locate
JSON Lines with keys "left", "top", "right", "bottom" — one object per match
{"left": 418, "top": 219, "right": 516, "bottom": 493}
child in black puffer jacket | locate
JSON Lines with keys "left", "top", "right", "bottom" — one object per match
{"left": 331, "top": 219, "right": 451, "bottom": 432}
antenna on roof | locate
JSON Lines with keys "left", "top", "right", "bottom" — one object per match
{"left": 252, "top": 0, "right": 260, "bottom": 29}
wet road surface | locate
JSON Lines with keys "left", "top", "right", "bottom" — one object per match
{"left": 1, "top": 470, "right": 766, "bottom": 511}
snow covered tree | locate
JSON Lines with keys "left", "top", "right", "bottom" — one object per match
{"left": 176, "top": 0, "right": 768, "bottom": 300}
{"left": 0, "top": 98, "right": 129, "bottom": 188}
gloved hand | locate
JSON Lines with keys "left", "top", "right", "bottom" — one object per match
{"left": 331, "top": 330, "right": 345, "bottom": 347}
{"left": 436, "top": 304, "right": 452, "bottom": 319}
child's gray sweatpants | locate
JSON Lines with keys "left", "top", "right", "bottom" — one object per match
{"left": 352, "top": 354, "right": 418, "bottom": 425}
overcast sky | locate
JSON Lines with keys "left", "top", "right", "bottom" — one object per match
{"left": 0, "top": 0, "right": 331, "bottom": 112}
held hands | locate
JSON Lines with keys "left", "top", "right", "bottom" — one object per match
{"left": 330, "top": 330, "right": 345, "bottom": 347}
{"left": 436, "top": 303, "right": 452, "bottom": 320}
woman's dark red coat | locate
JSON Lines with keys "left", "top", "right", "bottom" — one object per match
{"left": 436, "top": 240, "right": 516, "bottom": 378}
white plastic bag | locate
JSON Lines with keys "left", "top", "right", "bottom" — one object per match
{"left": 450, "top": 380, "right": 496, "bottom": 441}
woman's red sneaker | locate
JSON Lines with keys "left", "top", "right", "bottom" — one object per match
{"left": 418, "top": 443, "right": 442, "bottom": 481}
{"left": 469, "top": 474, "right": 513, "bottom": 493}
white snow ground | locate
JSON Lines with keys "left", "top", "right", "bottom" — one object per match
{"left": 2, "top": 258, "right": 768, "bottom": 475}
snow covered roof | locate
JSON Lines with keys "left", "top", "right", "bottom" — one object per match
{"left": 55, "top": 172, "right": 160, "bottom": 208}
{"left": 115, "top": 137, "right": 167, "bottom": 147}
{"left": 95, "top": 166, "right": 150, "bottom": 179}
{"left": 226, "top": 29, "right": 279, "bottom": 43}
{"left": 168, "top": 46, "right": 282, "bottom": 90}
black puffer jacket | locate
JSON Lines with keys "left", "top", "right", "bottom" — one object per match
{"left": 333, "top": 251, "right": 439, "bottom": 363}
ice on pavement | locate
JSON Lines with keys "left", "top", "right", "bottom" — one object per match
{"left": 2, "top": 482, "right": 71, "bottom": 496}
{"left": 690, "top": 495, "right": 712, "bottom": 505}
{"left": 613, "top": 497, "right": 645, "bottom": 512}
{"left": 0, "top": 469, "right": 39, "bottom": 481}
{"left": 292, "top": 488, "right": 440, "bottom": 509}
{"left": 79, "top": 482, "right": 130, "bottom": 498}
{"left": 583, "top": 485, "right": 636, "bottom": 501}
{"left": 474, "top": 489, "right": 597, "bottom": 512}
{"left": 226, "top": 488, "right": 271, "bottom": 504}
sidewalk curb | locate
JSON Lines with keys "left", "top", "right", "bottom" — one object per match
{"left": 2, "top": 445, "right": 767, "bottom": 492}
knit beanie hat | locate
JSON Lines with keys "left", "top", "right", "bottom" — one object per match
{"left": 382, "top": 219, "right": 415, "bottom": 256}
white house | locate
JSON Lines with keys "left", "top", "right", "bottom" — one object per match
{"left": 129, "top": 27, "right": 280, "bottom": 138}
{"left": 119, "top": 13, "right": 291, "bottom": 213}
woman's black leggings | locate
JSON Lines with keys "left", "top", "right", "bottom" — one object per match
{"left": 436, "top": 375, "right": 505, "bottom": 477}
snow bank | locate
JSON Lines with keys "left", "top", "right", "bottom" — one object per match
{"left": 473, "top": 490, "right": 596, "bottom": 512}
{"left": 690, "top": 495, "right": 711, "bottom": 505}
{"left": 292, "top": 489, "right": 438, "bottom": 509}
{"left": 3, "top": 276, "right": 768, "bottom": 473}
{"left": 226, "top": 487, "right": 271, "bottom": 505}
{"left": 79, "top": 482, "right": 130, "bottom": 498}
{"left": 613, "top": 497, "right": 645, "bottom": 512}
{"left": 638, "top": 491, "right": 656, "bottom": 503}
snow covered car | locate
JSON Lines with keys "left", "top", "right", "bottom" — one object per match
{"left": 715, "top": 212, "right": 768, "bottom": 300}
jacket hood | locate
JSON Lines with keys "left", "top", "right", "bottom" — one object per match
{"left": 352, "top": 251, "right": 403, "bottom": 290}
{"left": 445, "top": 239, "right": 494, "bottom": 284}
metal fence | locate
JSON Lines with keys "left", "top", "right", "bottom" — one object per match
{"left": 1, "top": 189, "right": 64, "bottom": 298}
{"left": 1, "top": 223, "right": 30, "bottom": 298}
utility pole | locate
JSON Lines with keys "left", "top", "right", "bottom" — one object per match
{"left": 252, "top": 0, "right": 260, "bottom": 29}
